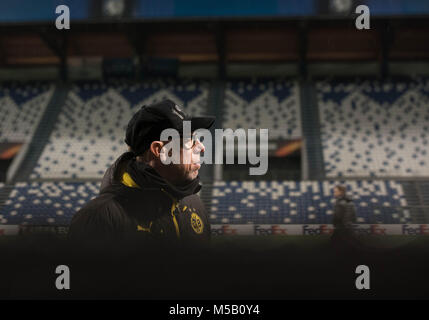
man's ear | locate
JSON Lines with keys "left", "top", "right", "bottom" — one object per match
{"left": 149, "top": 141, "right": 164, "bottom": 159}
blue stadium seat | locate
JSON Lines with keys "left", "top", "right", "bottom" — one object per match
{"left": 210, "top": 180, "right": 409, "bottom": 224}
{"left": 224, "top": 79, "right": 301, "bottom": 140}
{"left": 0, "top": 180, "right": 410, "bottom": 225}
{"left": 317, "top": 78, "right": 429, "bottom": 177}
{"left": 31, "top": 79, "right": 210, "bottom": 179}
{"left": 0, "top": 182, "right": 100, "bottom": 225}
{"left": 0, "top": 82, "right": 54, "bottom": 143}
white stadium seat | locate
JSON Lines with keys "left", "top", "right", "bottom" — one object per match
{"left": 224, "top": 79, "right": 301, "bottom": 140}
{"left": 31, "top": 79, "right": 210, "bottom": 179}
{"left": 317, "top": 78, "right": 429, "bottom": 177}
{"left": 0, "top": 82, "right": 54, "bottom": 143}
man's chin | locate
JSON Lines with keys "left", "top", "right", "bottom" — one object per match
{"left": 177, "top": 170, "right": 198, "bottom": 183}
{"left": 191, "top": 170, "right": 199, "bottom": 179}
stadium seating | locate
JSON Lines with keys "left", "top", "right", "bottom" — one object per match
{"left": 224, "top": 79, "right": 301, "bottom": 139}
{"left": 0, "top": 183, "right": 4, "bottom": 224}
{"left": 0, "top": 180, "right": 409, "bottom": 226}
{"left": 210, "top": 180, "right": 409, "bottom": 224}
{"left": 0, "top": 182, "right": 99, "bottom": 225}
{"left": 0, "top": 182, "right": 3, "bottom": 211}
{"left": 30, "top": 79, "right": 210, "bottom": 179}
{"left": 317, "top": 78, "right": 429, "bottom": 177}
{"left": 0, "top": 82, "right": 54, "bottom": 142}
{"left": 421, "top": 181, "right": 429, "bottom": 206}
{"left": 0, "top": 79, "right": 422, "bottom": 226}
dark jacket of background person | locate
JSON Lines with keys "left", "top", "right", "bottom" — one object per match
{"left": 330, "top": 195, "right": 362, "bottom": 253}
{"left": 332, "top": 196, "right": 356, "bottom": 230}
{"left": 68, "top": 152, "right": 211, "bottom": 245}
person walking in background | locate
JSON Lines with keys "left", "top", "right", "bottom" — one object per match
{"left": 331, "top": 185, "right": 357, "bottom": 251}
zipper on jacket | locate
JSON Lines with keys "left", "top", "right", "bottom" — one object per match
{"left": 120, "top": 172, "right": 181, "bottom": 239}
{"left": 162, "top": 188, "right": 181, "bottom": 239}
{"left": 170, "top": 201, "right": 181, "bottom": 239}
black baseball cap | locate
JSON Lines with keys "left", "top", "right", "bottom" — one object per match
{"left": 125, "top": 99, "right": 215, "bottom": 155}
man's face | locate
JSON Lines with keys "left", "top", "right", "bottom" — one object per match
{"left": 333, "top": 187, "right": 342, "bottom": 198}
{"left": 177, "top": 136, "right": 205, "bottom": 182}
{"left": 161, "top": 136, "right": 205, "bottom": 185}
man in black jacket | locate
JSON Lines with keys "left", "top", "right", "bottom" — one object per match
{"left": 68, "top": 99, "right": 215, "bottom": 245}
{"left": 331, "top": 185, "right": 357, "bottom": 250}
{"left": 332, "top": 185, "right": 356, "bottom": 230}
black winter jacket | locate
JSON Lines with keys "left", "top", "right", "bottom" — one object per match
{"left": 332, "top": 196, "right": 356, "bottom": 230}
{"left": 68, "top": 153, "right": 211, "bottom": 244}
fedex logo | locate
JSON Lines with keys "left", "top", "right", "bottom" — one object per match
{"left": 211, "top": 225, "right": 237, "bottom": 236}
{"left": 254, "top": 225, "right": 287, "bottom": 236}
{"left": 402, "top": 225, "right": 429, "bottom": 235}
{"left": 302, "top": 225, "right": 333, "bottom": 235}
{"left": 353, "top": 225, "right": 386, "bottom": 235}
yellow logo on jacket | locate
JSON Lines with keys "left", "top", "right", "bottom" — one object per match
{"left": 190, "top": 212, "right": 204, "bottom": 234}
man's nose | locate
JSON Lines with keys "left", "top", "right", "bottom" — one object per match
{"left": 194, "top": 141, "right": 205, "bottom": 154}
{"left": 198, "top": 141, "right": 205, "bottom": 153}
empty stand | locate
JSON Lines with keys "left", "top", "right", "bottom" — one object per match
{"left": 223, "top": 79, "right": 301, "bottom": 140}
{"left": 210, "top": 180, "right": 409, "bottom": 224}
{"left": 0, "top": 82, "right": 54, "bottom": 142}
{"left": 0, "top": 182, "right": 99, "bottom": 225}
{"left": 0, "top": 183, "right": 5, "bottom": 223}
{"left": 31, "top": 79, "right": 211, "bottom": 179}
{"left": 0, "top": 180, "right": 411, "bottom": 226}
{"left": 0, "top": 79, "right": 424, "bottom": 227}
{"left": 317, "top": 78, "right": 429, "bottom": 177}
{"left": 420, "top": 181, "right": 429, "bottom": 206}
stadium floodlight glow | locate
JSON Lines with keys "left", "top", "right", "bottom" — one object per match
{"left": 160, "top": 121, "right": 269, "bottom": 176}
